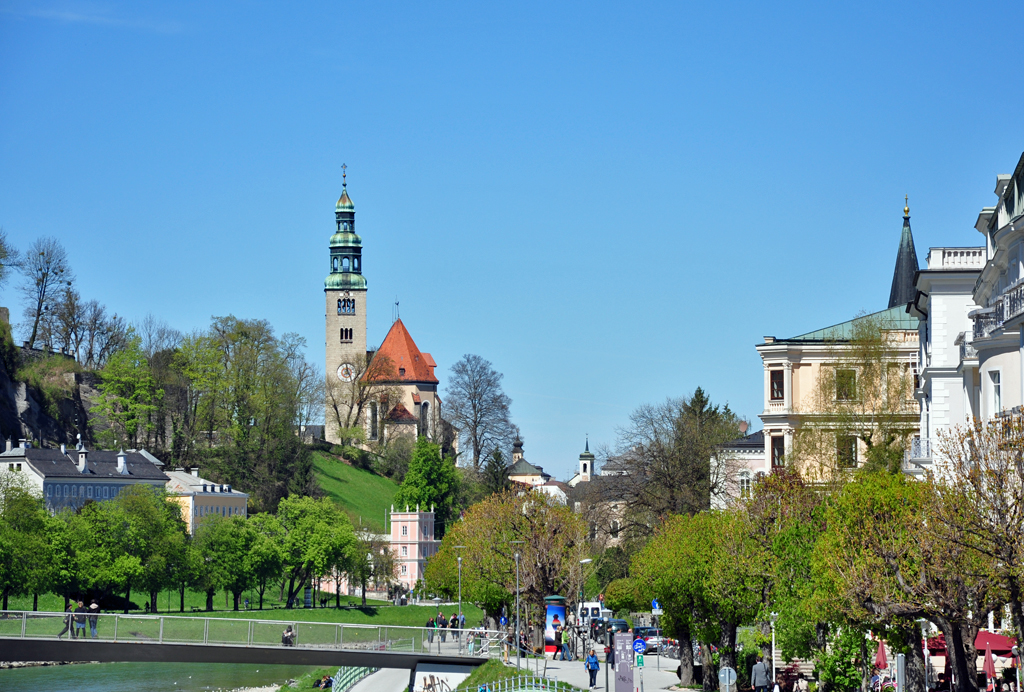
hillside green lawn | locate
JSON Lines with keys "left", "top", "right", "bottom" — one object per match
{"left": 6, "top": 591, "right": 483, "bottom": 628}
{"left": 312, "top": 451, "right": 398, "bottom": 532}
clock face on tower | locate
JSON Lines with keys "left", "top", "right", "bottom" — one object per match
{"left": 337, "top": 363, "right": 356, "bottom": 382}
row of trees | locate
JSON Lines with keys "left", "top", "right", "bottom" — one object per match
{"left": 0, "top": 472, "right": 394, "bottom": 613}
{"left": 612, "top": 415, "right": 1024, "bottom": 692}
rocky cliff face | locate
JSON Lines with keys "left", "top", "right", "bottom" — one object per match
{"left": 0, "top": 350, "right": 92, "bottom": 447}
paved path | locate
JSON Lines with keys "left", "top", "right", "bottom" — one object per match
{"left": 539, "top": 652, "right": 682, "bottom": 691}
{"left": 349, "top": 667, "right": 410, "bottom": 692}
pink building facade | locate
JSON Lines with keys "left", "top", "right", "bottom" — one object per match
{"left": 391, "top": 505, "right": 440, "bottom": 592}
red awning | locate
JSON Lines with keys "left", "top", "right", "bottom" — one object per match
{"left": 926, "top": 631, "right": 1017, "bottom": 657}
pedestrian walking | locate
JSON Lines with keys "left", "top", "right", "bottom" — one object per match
{"left": 450, "top": 611, "right": 460, "bottom": 642}
{"left": 88, "top": 601, "right": 99, "bottom": 638}
{"left": 56, "top": 602, "right": 75, "bottom": 639}
{"left": 426, "top": 617, "right": 435, "bottom": 643}
{"left": 751, "top": 656, "right": 771, "bottom": 692}
{"left": 554, "top": 625, "right": 564, "bottom": 660}
{"left": 439, "top": 613, "right": 448, "bottom": 642}
{"left": 73, "top": 601, "right": 87, "bottom": 639}
{"left": 584, "top": 648, "right": 601, "bottom": 690}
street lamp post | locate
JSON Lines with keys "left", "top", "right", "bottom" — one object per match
{"left": 511, "top": 540, "right": 525, "bottom": 670}
{"left": 578, "top": 558, "right": 593, "bottom": 659}
{"left": 770, "top": 612, "right": 779, "bottom": 682}
{"left": 454, "top": 546, "right": 466, "bottom": 654}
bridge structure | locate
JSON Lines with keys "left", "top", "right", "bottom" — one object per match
{"left": 0, "top": 610, "right": 500, "bottom": 687}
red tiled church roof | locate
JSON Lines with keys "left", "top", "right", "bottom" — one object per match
{"left": 386, "top": 403, "right": 418, "bottom": 423}
{"left": 364, "top": 319, "right": 439, "bottom": 384}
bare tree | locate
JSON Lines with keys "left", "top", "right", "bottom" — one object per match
{"left": 0, "top": 229, "right": 21, "bottom": 298}
{"left": 18, "top": 237, "right": 73, "bottom": 348}
{"left": 136, "top": 313, "right": 182, "bottom": 358}
{"left": 80, "top": 301, "right": 128, "bottom": 368}
{"left": 614, "top": 387, "right": 744, "bottom": 537}
{"left": 444, "top": 354, "right": 516, "bottom": 470}
{"left": 325, "top": 351, "right": 401, "bottom": 446}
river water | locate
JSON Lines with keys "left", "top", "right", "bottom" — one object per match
{"left": 0, "top": 662, "right": 317, "bottom": 691}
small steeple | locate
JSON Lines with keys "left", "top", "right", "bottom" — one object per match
{"left": 579, "top": 437, "right": 596, "bottom": 482}
{"left": 888, "top": 197, "right": 919, "bottom": 309}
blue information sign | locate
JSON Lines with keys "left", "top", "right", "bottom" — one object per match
{"left": 633, "top": 638, "right": 647, "bottom": 654}
{"left": 500, "top": 616, "right": 508, "bottom": 626}
{"left": 651, "top": 599, "right": 660, "bottom": 610}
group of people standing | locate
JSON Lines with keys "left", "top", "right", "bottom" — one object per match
{"left": 56, "top": 600, "right": 100, "bottom": 639}
{"left": 425, "top": 611, "right": 466, "bottom": 643}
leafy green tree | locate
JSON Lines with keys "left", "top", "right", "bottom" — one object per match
{"left": 393, "top": 437, "right": 459, "bottom": 538}
{"left": 247, "top": 513, "right": 285, "bottom": 610}
{"left": 194, "top": 516, "right": 256, "bottom": 610}
{"left": 97, "top": 330, "right": 163, "bottom": 448}
{"left": 277, "top": 495, "right": 355, "bottom": 608}
{"left": 602, "top": 577, "right": 640, "bottom": 615}
{"left": 0, "top": 472, "right": 49, "bottom": 610}
{"left": 426, "top": 489, "right": 588, "bottom": 631}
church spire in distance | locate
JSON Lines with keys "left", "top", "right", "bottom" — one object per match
{"left": 888, "top": 195, "right": 919, "bottom": 309}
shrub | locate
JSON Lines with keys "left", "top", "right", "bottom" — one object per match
{"left": 16, "top": 354, "right": 79, "bottom": 419}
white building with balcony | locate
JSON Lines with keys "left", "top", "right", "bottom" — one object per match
{"left": 908, "top": 151, "right": 1024, "bottom": 473}
{"left": 906, "top": 246, "right": 986, "bottom": 474}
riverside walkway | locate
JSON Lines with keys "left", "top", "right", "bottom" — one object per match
{"left": 0, "top": 610, "right": 499, "bottom": 671}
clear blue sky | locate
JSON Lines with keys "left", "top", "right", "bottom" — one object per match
{"left": 2, "top": 1, "right": 1022, "bottom": 479}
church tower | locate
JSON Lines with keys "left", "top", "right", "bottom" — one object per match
{"left": 578, "top": 438, "right": 595, "bottom": 482}
{"left": 325, "top": 168, "right": 368, "bottom": 444}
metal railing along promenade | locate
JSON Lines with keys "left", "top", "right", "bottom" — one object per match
{"left": 0, "top": 610, "right": 502, "bottom": 660}
{"left": 451, "top": 673, "right": 575, "bottom": 692}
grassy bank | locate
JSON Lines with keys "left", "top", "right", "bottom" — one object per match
{"left": 313, "top": 451, "right": 398, "bottom": 532}
{"left": 5, "top": 592, "right": 484, "bottom": 629}
{"left": 459, "top": 660, "right": 587, "bottom": 692}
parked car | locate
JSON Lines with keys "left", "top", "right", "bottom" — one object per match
{"left": 633, "top": 627, "right": 663, "bottom": 653}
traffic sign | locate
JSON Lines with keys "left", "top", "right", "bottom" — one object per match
{"left": 652, "top": 609, "right": 663, "bottom": 616}
{"left": 636, "top": 654, "right": 645, "bottom": 667}
{"left": 633, "top": 639, "right": 647, "bottom": 654}
{"left": 651, "top": 599, "right": 660, "bottom": 610}
{"left": 719, "top": 667, "right": 737, "bottom": 689}
{"left": 499, "top": 616, "right": 508, "bottom": 626}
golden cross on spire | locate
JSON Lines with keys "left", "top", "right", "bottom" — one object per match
{"left": 904, "top": 194, "right": 910, "bottom": 216}
{"left": 341, "top": 163, "right": 347, "bottom": 187}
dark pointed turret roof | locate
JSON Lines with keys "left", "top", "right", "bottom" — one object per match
{"left": 889, "top": 207, "right": 919, "bottom": 309}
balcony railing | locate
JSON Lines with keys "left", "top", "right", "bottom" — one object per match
{"left": 960, "top": 340, "right": 978, "bottom": 361}
{"left": 1004, "top": 282, "right": 1024, "bottom": 323}
{"left": 973, "top": 307, "right": 1002, "bottom": 340}
{"left": 908, "top": 437, "right": 931, "bottom": 461}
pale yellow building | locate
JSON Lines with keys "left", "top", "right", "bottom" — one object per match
{"left": 756, "top": 208, "right": 922, "bottom": 474}
{"left": 165, "top": 470, "right": 249, "bottom": 535}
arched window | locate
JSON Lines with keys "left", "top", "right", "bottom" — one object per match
{"left": 582, "top": 463, "right": 587, "bottom": 474}
{"left": 610, "top": 520, "right": 620, "bottom": 538}
{"left": 64, "top": 485, "right": 69, "bottom": 498}
{"left": 55, "top": 485, "right": 61, "bottom": 498}
{"left": 370, "top": 402, "right": 378, "bottom": 440}
{"left": 354, "top": 258, "right": 359, "bottom": 271}
{"left": 337, "top": 299, "right": 342, "bottom": 314}
{"left": 46, "top": 485, "right": 52, "bottom": 498}
{"left": 342, "top": 258, "right": 350, "bottom": 271}
{"left": 739, "top": 471, "right": 751, "bottom": 499}
{"left": 72, "top": 486, "right": 78, "bottom": 498}
{"left": 103, "top": 486, "right": 109, "bottom": 499}
{"left": 419, "top": 402, "right": 430, "bottom": 437}
{"left": 87, "top": 486, "right": 93, "bottom": 499}
{"left": 343, "top": 222, "right": 349, "bottom": 231}
{"left": 333, "top": 257, "right": 338, "bottom": 271}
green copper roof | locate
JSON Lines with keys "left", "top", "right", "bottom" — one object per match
{"left": 782, "top": 305, "right": 919, "bottom": 342}
{"left": 324, "top": 273, "right": 367, "bottom": 290}
{"left": 329, "top": 231, "right": 362, "bottom": 248}
{"left": 336, "top": 188, "right": 354, "bottom": 211}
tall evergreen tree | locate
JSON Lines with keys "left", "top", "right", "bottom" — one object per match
{"left": 392, "top": 437, "right": 459, "bottom": 537}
